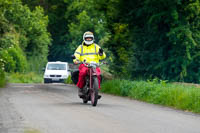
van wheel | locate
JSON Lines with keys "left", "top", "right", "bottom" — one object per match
{"left": 44, "top": 79, "right": 49, "bottom": 83}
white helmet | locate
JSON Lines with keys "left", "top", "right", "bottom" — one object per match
{"left": 83, "top": 31, "right": 94, "bottom": 45}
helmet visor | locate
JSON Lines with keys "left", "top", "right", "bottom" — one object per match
{"left": 85, "top": 37, "right": 93, "bottom": 41}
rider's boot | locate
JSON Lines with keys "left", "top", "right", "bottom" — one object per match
{"left": 78, "top": 88, "right": 84, "bottom": 97}
{"left": 98, "top": 95, "right": 101, "bottom": 99}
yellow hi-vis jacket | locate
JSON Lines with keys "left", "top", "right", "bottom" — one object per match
{"left": 73, "top": 43, "right": 106, "bottom": 63}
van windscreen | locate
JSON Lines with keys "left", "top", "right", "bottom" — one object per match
{"left": 47, "top": 64, "right": 66, "bottom": 70}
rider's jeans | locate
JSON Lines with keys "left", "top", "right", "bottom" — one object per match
{"left": 77, "top": 64, "right": 101, "bottom": 89}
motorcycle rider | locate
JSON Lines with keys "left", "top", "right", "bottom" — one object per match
{"left": 73, "top": 31, "right": 106, "bottom": 96}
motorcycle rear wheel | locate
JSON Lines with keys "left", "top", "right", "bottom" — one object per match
{"left": 91, "top": 77, "right": 99, "bottom": 106}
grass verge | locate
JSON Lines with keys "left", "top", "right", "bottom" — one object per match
{"left": 7, "top": 72, "right": 43, "bottom": 83}
{"left": 0, "top": 70, "right": 6, "bottom": 87}
{"left": 101, "top": 79, "right": 200, "bottom": 113}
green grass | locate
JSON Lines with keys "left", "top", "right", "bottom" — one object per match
{"left": 101, "top": 79, "right": 200, "bottom": 113}
{"left": 7, "top": 72, "right": 43, "bottom": 83}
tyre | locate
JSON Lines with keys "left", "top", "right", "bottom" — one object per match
{"left": 82, "top": 86, "right": 88, "bottom": 104}
{"left": 83, "top": 98, "right": 88, "bottom": 104}
{"left": 44, "top": 78, "right": 49, "bottom": 83}
{"left": 44, "top": 78, "right": 52, "bottom": 83}
{"left": 91, "top": 76, "right": 99, "bottom": 106}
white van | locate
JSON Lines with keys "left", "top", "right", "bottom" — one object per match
{"left": 43, "top": 61, "right": 70, "bottom": 83}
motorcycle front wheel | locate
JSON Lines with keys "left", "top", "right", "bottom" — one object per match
{"left": 91, "top": 76, "right": 99, "bottom": 106}
{"left": 82, "top": 86, "right": 88, "bottom": 104}
{"left": 83, "top": 98, "right": 88, "bottom": 104}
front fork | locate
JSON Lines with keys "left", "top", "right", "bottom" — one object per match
{"left": 89, "top": 68, "right": 97, "bottom": 89}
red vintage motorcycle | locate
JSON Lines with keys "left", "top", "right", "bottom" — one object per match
{"left": 71, "top": 56, "right": 103, "bottom": 106}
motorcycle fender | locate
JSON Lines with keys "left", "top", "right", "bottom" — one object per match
{"left": 92, "top": 68, "right": 97, "bottom": 76}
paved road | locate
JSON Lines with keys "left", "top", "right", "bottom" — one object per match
{"left": 0, "top": 83, "right": 200, "bottom": 133}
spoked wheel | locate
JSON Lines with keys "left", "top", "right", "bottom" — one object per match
{"left": 91, "top": 77, "right": 99, "bottom": 106}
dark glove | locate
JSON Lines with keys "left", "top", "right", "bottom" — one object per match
{"left": 99, "top": 48, "right": 103, "bottom": 56}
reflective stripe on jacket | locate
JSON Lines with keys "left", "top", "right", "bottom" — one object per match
{"left": 73, "top": 43, "right": 106, "bottom": 63}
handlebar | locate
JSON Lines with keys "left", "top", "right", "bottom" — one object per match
{"left": 74, "top": 60, "right": 106, "bottom": 67}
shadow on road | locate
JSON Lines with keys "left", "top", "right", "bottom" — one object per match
{"left": 54, "top": 102, "right": 126, "bottom": 108}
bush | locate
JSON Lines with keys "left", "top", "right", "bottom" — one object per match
{"left": 0, "top": 69, "right": 6, "bottom": 87}
{"left": 0, "top": 46, "right": 27, "bottom": 73}
{"left": 7, "top": 46, "right": 27, "bottom": 72}
{"left": 0, "top": 50, "right": 16, "bottom": 72}
{"left": 101, "top": 79, "right": 121, "bottom": 95}
{"left": 0, "top": 56, "right": 6, "bottom": 87}
{"left": 64, "top": 75, "right": 73, "bottom": 84}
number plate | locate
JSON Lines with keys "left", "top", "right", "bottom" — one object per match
{"left": 52, "top": 78, "right": 59, "bottom": 81}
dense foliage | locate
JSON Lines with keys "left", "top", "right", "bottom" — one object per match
{"left": 128, "top": 0, "right": 200, "bottom": 82}
{"left": 101, "top": 0, "right": 200, "bottom": 83}
{"left": 1, "top": 0, "right": 200, "bottom": 84}
{"left": 22, "top": 0, "right": 110, "bottom": 62}
{"left": 22, "top": 0, "right": 200, "bottom": 83}
{"left": 0, "top": 0, "right": 51, "bottom": 75}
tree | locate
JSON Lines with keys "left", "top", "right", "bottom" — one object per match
{"left": 65, "top": 0, "right": 110, "bottom": 56}
{"left": 19, "top": 0, "right": 200, "bottom": 83}
{"left": 0, "top": 0, "right": 51, "bottom": 73}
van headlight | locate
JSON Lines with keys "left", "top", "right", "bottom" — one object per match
{"left": 62, "top": 75, "right": 68, "bottom": 78}
{"left": 44, "top": 75, "right": 49, "bottom": 78}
